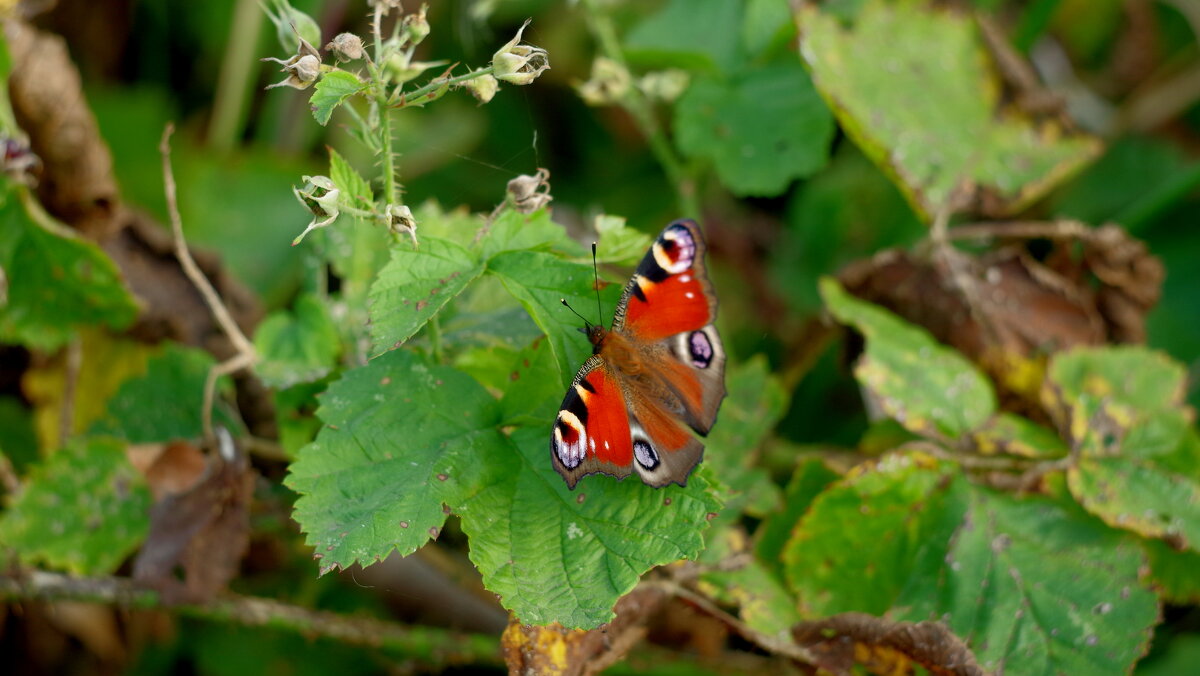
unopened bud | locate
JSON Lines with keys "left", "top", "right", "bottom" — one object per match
{"left": 492, "top": 20, "right": 550, "bottom": 85}
{"left": 638, "top": 69, "right": 689, "bottom": 102}
{"left": 326, "top": 32, "right": 365, "bottom": 62}
{"left": 576, "top": 57, "right": 630, "bottom": 106}
{"left": 401, "top": 4, "right": 431, "bottom": 45}
{"left": 464, "top": 72, "right": 499, "bottom": 104}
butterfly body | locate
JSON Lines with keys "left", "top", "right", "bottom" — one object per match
{"left": 551, "top": 220, "right": 726, "bottom": 489}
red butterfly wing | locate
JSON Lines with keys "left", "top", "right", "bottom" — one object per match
{"left": 550, "top": 356, "right": 635, "bottom": 488}
{"left": 614, "top": 220, "right": 726, "bottom": 435}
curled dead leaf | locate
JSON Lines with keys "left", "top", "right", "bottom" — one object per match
{"left": 792, "top": 612, "right": 983, "bottom": 676}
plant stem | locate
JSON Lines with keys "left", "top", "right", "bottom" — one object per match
{"left": 579, "top": 0, "right": 700, "bottom": 217}
{"left": 208, "top": 0, "right": 263, "bottom": 152}
{"left": 394, "top": 67, "right": 495, "bottom": 108}
{"left": 0, "top": 570, "right": 503, "bottom": 668}
{"left": 429, "top": 315, "right": 444, "bottom": 364}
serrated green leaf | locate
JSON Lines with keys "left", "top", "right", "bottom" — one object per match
{"left": 253, "top": 294, "right": 341, "bottom": 388}
{"left": 479, "top": 209, "right": 581, "bottom": 261}
{"left": 1046, "top": 347, "right": 1200, "bottom": 551}
{"left": 286, "top": 350, "right": 501, "bottom": 571}
{"left": 754, "top": 456, "right": 840, "bottom": 581}
{"left": 593, "top": 215, "right": 652, "bottom": 266}
{"left": 798, "top": 0, "right": 1101, "bottom": 219}
{"left": 457, "top": 426, "right": 721, "bottom": 628}
{"left": 327, "top": 147, "right": 374, "bottom": 212}
{"left": 286, "top": 353, "right": 721, "bottom": 629}
{"left": 498, "top": 337, "right": 560, "bottom": 427}
{"left": 90, "top": 343, "right": 234, "bottom": 443}
{"left": 0, "top": 437, "right": 150, "bottom": 574}
{"left": 367, "top": 237, "right": 485, "bottom": 355}
{"left": 972, "top": 412, "right": 1068, "bottom": 459}
{"left": 488, "top": 251, "right": 623, "bottom": 386}
{"left": 705, "top": 356, "right": 788, "bottom": 517}
{"left": 675, "top": 59, "right": 834, "bottom": 196}
{"left": 624, "top": 0, "right": 742, "bottom": 74}
{"left": 309, "top": 70, "right": 367, "bottom": 126}
{"left": 0, "top": 187, "right": 138, "bottom": 350}
{"left": 784, "top": 451, "right": 1159, "bottom": 676}
{"left": 820, "top": 278, "right": 996, "bottom": 439}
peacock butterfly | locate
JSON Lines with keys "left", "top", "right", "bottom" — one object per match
{"left": 551, "top": 219, "right": 726, "bottom": 489}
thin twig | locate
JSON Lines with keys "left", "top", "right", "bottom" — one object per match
{"left": 0, "top": 452, "right": 20, "bottom": 495}
{"left": 160, "top": 125, "right": 257, "bottom": 442}
{"left": 642, "top": 579, "right": 816, "bottom": 665}
{"left": 58, "top": 335, "right": 82, "bottom": 447}
{"left": 945, "top": 219, "right": 1092, "bottom": 242}
{"left": 0, "top": 569, "right": 502, "bottom": 668}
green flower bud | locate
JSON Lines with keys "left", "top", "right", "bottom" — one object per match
{"left": 263, "top": 0, "right": 321, "bottom": 54}
{"left": 576, "top": 57, "right": 630, "bottom": 106}
{"left": 491, "top": 20, "right": 549, "bottom": 85}
{"left": 464, "top": 72, "right": 499, "bottom": 104}
{"left": 638, "top": 69, "right": 690, "bottom": 102}
{"left": 401, "top": 4, "right": 431, "bottom": 46}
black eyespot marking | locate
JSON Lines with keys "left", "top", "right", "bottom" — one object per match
{"left": 689, "top": 330, "right": 713, "bottom": 369}
{"left": 633, "top": 439, "right": 659, "bottom": 470}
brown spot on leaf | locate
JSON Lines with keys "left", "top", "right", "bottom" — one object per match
{"left": 576, "top": 493, "right": 586, "bottom": 504}
{"left": 399, "top": 521, "right": 409, "bottom": 528}
{"left": 437, "top": 473, "right": 448, "bottom": 481}
{"left": 415, "top": 300, "right": 428, "bottom": 311}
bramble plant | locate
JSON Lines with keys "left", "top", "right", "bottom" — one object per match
{"left": 1, "top": 1, "right": 1199, "bottom": 674}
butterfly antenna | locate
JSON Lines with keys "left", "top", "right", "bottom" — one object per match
{"left": 591, "top": 242, "right": 602, "bottom": 324}
{"left": 560, "top": 298, "right": 591, "bottom": 328}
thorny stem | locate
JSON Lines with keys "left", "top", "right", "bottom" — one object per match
{"left": 579, "top": 0, "right": 700, "bottom": 218}
{"left": 0, "top": 570, "right": 503, "bottom": 669}
{"left": 394, "top": 67, "right": 495, "bottom": 108}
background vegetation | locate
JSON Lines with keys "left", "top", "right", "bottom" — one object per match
{"left": 1, "top": 0, "right": 1198, "bottom": 673}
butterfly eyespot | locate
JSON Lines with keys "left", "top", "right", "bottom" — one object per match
{"left": 633, "top": 439, "right": 660, "bottom": 470}
{"left": 652, "top": 225, "right": 696, "bottom": 274}
{"left": 688, "top": 330, "right": 714, "bottom": 369}
{"left": 554, "top": 411, "right": 587, "bottom": 469}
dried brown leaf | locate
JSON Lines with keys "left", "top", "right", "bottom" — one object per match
{"left": 792, "top": 612, "right": 983, "bottom": 676}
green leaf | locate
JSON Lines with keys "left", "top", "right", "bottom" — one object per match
{"left": 700, "top": 557, "right": 800, "bottom": 642}
{"left": 705, "top": 356, "right": 788, "bottom": 517}
{"left": 479, "top": 209, "right": 580, "bottom": 261}
{"left": 91, "top": 343, "right": 234, "bottom": 443}
{"left": 1045, "top": 347, "right": 1200, "bottom": 551}
{"left": 798, "top": 0, "right": 1101, "bottom": 219}
{"left": 820, "top": 278, "right": 996, "bottom": 439}
{"left": 286, "top": 350, "right": 500, "bottom": 572}
{"left": 287, "top": 353, "right": 721, "bottom": 629}
{"left": 327, "top": 147, "right": 374, "bottom": 212}
{"left": 498, "top": 337, "right": 561, "bottom": 427}
{"left": 1142, "top": 536, "right": 1200, "bottom": 605}
{"left": 457, "top": 427, "right": 721, "bottom": 628}
{"left": 309, "top": 70, "right": 367, "bottom": 126}
{"left": 971, "top": 412, "right": 1068, "bottom": 459}
{"left": 0, "top": 437, "right": 150, "bottom": 574}
{"left": 0, "top": 187, "right": 138, "bottom": 350}
{"left": 253, "top": 294, "right": 342, "bottom": 388}
{"left": 783, "top": 452, "right": 1159, "bottom": 676}
{"left": 488, "top": 251, "right": 623, "bottom": 386}
{"left": 624, "top": 0, "right": 742, "bottom": 74}
{"left": 0, "top": 395, "right": 39, "bottom": 473}
{"left": 274, "top": 379, "right": 328, "bottom": 458}
{"left": 742, "top": 0, "right": 795, "bottom": 59}
{"left": 754, "top": 456, "right": 840, "bottom": 581}
{"left": 592, "top": 215, "right": 652, "bottom": 266}
{"left": 675, "top": 59, "right": 834, "bottom": 196}
{"left": 367, "top": 236, "right": 485, "bottom": 355}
